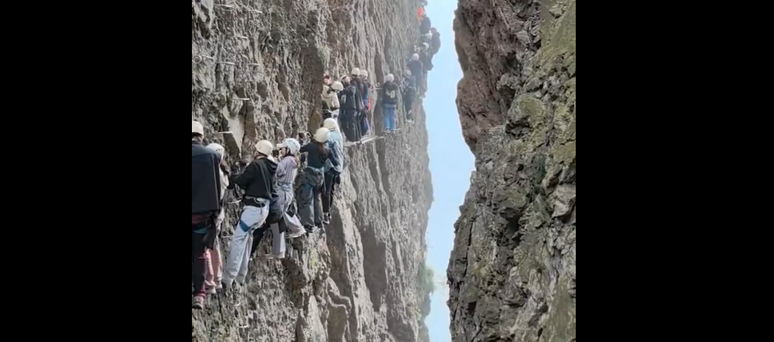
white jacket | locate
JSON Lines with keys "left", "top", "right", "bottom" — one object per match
{"left": 322, "top": 86, "right": 340, "bottom": 109}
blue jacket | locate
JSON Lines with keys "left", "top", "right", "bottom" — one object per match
{"left": 325, "top": 130, "right": 345, "bottom": 173}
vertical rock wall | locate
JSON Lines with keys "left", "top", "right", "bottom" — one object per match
{"left": 191, "top": 0, "right": 433, "bottom": 341}
{"left": 448, "top": 0, "right": 576, "bottom": 341}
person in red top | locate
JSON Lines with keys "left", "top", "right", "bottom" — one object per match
{"left": 417, "top": 7, "right": 425, "bottom": 21}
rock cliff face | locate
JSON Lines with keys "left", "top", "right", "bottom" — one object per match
{"left": 449, "top": 0, "right": 576, "bottom": 341}
{"left": 191, "top": 0, "right": 433, "bottom": 341}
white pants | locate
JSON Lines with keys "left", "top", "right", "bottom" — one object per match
{"left": 222, "top": 201, "right": 269, "bottom": 287}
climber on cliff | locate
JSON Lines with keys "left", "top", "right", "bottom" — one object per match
{"left": 192, "top": 121, "right": 224, "bottom": 309}
{"left": 322, "top": 80, "right": 342, "bottom": 120}
{"left": 407, "top": 54, "right": 423, "bottom": 90}
{"left": 419, "top": 12, "right": 431, "bottom": 35}
{"left": 401, "top": 71, "right": 416, "bottom": 123}
{"left": 359, "top": 69, "right": 372, "bottom": 136}
{"left": 222, "top": 140, "right": 277, "bottom": 289}
{"left": 380, "top": 74, "right": 401, "bottom": 133}
{"left": 203, "top": 143, "right": 230, "bottom": 295}
{"left": 341, "top": 69, "right": 364, "bottom": 142}
{"left": 418, "top": 43, "right": 433, "bottom": 71}
{"left": 322, "top": 118, "right": 344, "bottom": 224}
{"left": 251, "top": 138, "right": 307, "bottom": 259}
{"left": 429, "top": 28, "right": 441, "bottom": 57}
{"left": 275, "top": 138, "right": 306, "bottom": 238}
{"left": 350, "top": 68, "right": 367, "bottom": 139}
{"left": 299, "top": 128, "right": 339, "bottom": 233}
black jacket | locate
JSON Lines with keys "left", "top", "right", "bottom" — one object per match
{"left": 351, "top": 78, "right": 367, "bottom": 108}
{"left": 301, "top": 142, "right": 338, "bottom": 169}
{"left": 231, "top": 157, "right": 278, "bottom": 200}
{"left": 430, "top": 32, "right": 441, "bottom": 55}
{"left": 192, "top": 140, "right": 223, "bottom": 215}
{"left": 407, "top": 60, "right": 423, "bottom": 77}
{"left": 380, "top": 81, "right": 400, "bottom": 105}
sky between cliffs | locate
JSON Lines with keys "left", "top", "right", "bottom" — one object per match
{"left": 423, "top": 2, "right": 474, "bottom": 342}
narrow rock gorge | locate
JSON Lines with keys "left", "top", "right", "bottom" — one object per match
{"left": 449, "top": 0, "right": 576, "bottom": 341}
{"left": 192, "top": 0, "right": 433, "bottom": 341}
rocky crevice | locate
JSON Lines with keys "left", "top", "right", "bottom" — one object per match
{"left": 449, "top": 0, "right": 576, "bottom": 341}
{"left": 191, "top": 0, "right": 433, "bottom": 341}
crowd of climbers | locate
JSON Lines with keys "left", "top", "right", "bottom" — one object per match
{"left": 191, "top": 0, "right": 440, "bottom": 310}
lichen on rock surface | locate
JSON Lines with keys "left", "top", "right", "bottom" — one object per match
{"left": 449, "top": 0, "right": 576, "bottom": 341}
{"left": 191, "top": 0, "right": 434, "bottom": 341}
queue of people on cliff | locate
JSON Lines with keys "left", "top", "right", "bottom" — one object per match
{"left": 192, "top": 121, "right": 342, "bottom": 309}
{"left": 192, "top": 3, "right": 441, "bottom": 310}
{"left": 318, "top": 11, "right": 440, "bottom": 142}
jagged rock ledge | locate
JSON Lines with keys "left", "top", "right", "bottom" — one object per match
{"left": 448, "top": 0, "right": 576, "bottom": 341}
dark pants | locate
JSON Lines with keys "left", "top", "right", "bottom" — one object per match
{"left": 250, "top": 217, "right": 287, "bottom": 257}
{"left": 299, "top": 168, "right": 324, "bottom": 227}
{"left": 191, "top": 226, "right": 208, "bottom": 297}
{"left": 323, "top": 171, "right": 340, "bottom": 213}
{"left": 404, "top": 93, "right": 415, "bottom": 120}
{"left": 341, "top": 109, "right": 361, "bottom": 142}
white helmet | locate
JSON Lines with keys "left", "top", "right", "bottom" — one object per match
{"left": 411, "top": 53, "right": 419, "bottom": 61}
{"left": 323, "top": 118, "right": 339, "bottom": 130}
{"left": 278, "top": 138, "right": 301, "bottom": 155}
{"left": 255, "top": 140, "right": 274, "bottom": 157}
{"left": 331, "top": 81, "right": 344, "bottom": 91}
{"left": 422, "top": 42, "right": 429, "bottom": 50}
{"left": 192, "top": 121, "right": 204, "bottom": 135}
{"left": 314, "top": 127, "right": 330, "bottom": 143}
{"left": 360, "top": 69, "right": 368, "bottom": 77}
{"left": 206, "top": 143, "right": 225, "bottom": 159}
{"left": 351, "top": 67, "right": 360, "bottom": 76}
{"left": 385, "top": 74, "right": 394, "bottom": 82}
{"left": 405, "top": 69, "right": 412, "bottom": 76}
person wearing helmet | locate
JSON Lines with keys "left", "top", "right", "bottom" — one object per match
{"left": 299, "top": 128, "right": 339, "bottom": 232}
{"left": 322, "top": 81, "right": 343, "bottom": 120}
{"left": 400, "top": 71, "right": 417, "bottom": 123}
{"left": 359, "top": 68, "right": 372, "bottom": 137}
{"left": 253, "top": 138, "right": 306, "bottom": 259}
{"left": 191, "top": 121, "right": 224, "bottom": 309}
{"left": 342, "top": 69, "right": 365, "bottom": 142}
{"left": 380, "top": 74, "right": 401, "bottom": 133}
{"left": 321, "top": 118, "right": 345, "bottom": 224}
{"left": 222, "top": 139, "right": 278, "bottom": 288}
{"left": 203, "top": 143, "right": 230, "bottom": 294}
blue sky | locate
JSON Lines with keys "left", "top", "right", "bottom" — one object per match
{"left": 422, "top": 2, "right": 475, "bottom": 342}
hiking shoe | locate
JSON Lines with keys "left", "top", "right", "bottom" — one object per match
{"left": 206, "top": 285, "right": 217, "bottom": 294}
{"left": 322, "top": 212, "right": 331, "bottom": 224}
{"left": 192, "top": 295, "right": 205, "bottom": 309}
{"left": 288, "top": 229, "right": 307, "bottom": 239}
